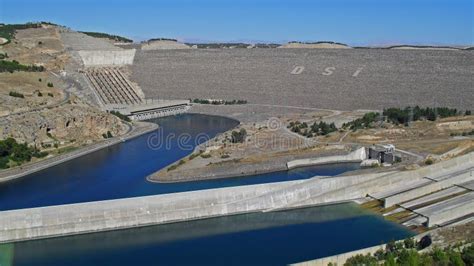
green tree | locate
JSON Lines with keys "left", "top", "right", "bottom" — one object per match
{"left": 448, "top": 250, "right": 465, "bottom": 266}
{"left": 383, "top": 253, "right": 397, "bottom": 266}
{"left": 0, "top": 156, "right": 9, "bottom": 169}
{"left": 397, "top": 249, "right": 420, "bottom": 266}
{"left": 344, "top": 254, "right": 378, "bottom": 266}
{"left": 432, "top": 247, "right": 449, "bottom": 266}
{"left": 231, "top": 128, "right": 247, "bottom": 143}
{"left": 461, "top": 244, "right": 474, "bottom": 265}
{"left": 404, "top": 238, "right": 416, "bottom": 249}
{"left": 419, "top": 253, "right": 434, "bottom": 266}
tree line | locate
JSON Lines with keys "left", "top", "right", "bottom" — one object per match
{"left": 0, "top": 59, "right": 45, "bottom": 73}
{"left": 344, "top": 237, "right": 474, "bottom": 266}
{"left": 0, "top": 138, "right": 48, "bottom": 169}
{"left": 288, "top": 121, "right": 337, "bottom": 137}
{"left": 288, "top": 106, "right": 470, "bottom": 138}
{"left": 383, "top": 106, "right": 464, "bottom": 124}
{"left": 80, "top": 31, "right": 133, "bottom": 43}
{"left": 192, "top": 99, "right": 248, "bottom": 105}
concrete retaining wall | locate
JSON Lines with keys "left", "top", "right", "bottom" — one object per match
{"left": 287, "top": 147, "right": 366, "bottom": 170}
{"left": 0, "top": 181, "right": 302, "bottom": 243}
{"left": 78, "top": 49, "right": 136, "bottom": 66}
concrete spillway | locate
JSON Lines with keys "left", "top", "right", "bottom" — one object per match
{"left": 416, "top": 192, "right": 474, "bottom": 227}
{"left": 78, "top": 50, "right": 136, "bottom": 66}
{"left": 0, "top": 152, "right": 472, "bottom": 243}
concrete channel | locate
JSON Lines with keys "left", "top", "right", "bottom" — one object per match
{"left": 0, "top": 152, "right": 472, "bottom": 243}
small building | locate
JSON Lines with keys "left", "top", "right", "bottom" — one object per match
{"left": 368, "top": 144, "right": 397, "bottom": 164}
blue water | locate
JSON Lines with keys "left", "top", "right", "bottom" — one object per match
{"left": 0, "top": 113, "right": 413, "bottom": 265}
{"left": 2, "top": 204, "right": 414, "bottom": 266}
{"left": 0, "top": 114, "right": 360, "bottom": 211}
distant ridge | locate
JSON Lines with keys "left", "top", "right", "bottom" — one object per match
{"left": 184, "top": 43, "right": 280, "bottom": 49}
{"left": 141, "top": 38, "right": 190, "bottom": 50}
{"left": 279, "top": 41, "right": 351, "bottom": 49}
{"left": 287, "top": 41, "right": 349, "bottom": 46}
{"left": 144, "top": 38, "right": 178, "bottom": 43}
{"left": 386, "top": 45, "right": 463, "bottom": 50}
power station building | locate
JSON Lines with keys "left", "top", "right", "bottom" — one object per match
{"left": 368, "top": 144, "right": 397, "bottom": 164}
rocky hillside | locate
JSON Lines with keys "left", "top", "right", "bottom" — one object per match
{"left": 0, "top": 23, "right": 127, "bottom": 150}
{"left": 0, "top": 96, "right": 126, "bottom": 147}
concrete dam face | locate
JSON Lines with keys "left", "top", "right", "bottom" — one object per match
{"left": 131, "top": 48, "right": 474, "bottom": 110}
{"left": 78, "top": 49, "right": 136, "bottom": 66}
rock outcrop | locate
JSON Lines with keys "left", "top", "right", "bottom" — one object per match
{"left": 0, "top": 98, "right": 126, "bottom": 147}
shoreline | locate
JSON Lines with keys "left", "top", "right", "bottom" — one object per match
{"left": 0, "top": 121, "right": 158, "bottom": 183}
{"left": 147, "top": 148, "right": 367, "bottom": 183}
{"left": 147, "top": 162, "right": 289, "bottom": 183}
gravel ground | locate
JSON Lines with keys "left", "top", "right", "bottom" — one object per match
{"left": 131, "top": 48, "right": 473, "bottom": 111}
{"left": 148, "top": 148, "right": 351, "bottom": 183}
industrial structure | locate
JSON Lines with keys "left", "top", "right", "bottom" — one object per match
{"left": 60, "top": 29, "right": 190, "bottom": 120}
{"left": 368, "top": 144, "right": 397, "bottom": 165}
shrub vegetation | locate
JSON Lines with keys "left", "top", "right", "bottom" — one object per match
{"left": 342, "top": 112, "right": 380, "bottom": 131}
{"left": 109, "top": 111, "right": 131, "bottom": 122}
{"left": 231, "top": 128, "right": 247, "bottom": 143}
{"left": 0, "top": 137, "right": 48, "bottom": 169}
{"left": 9, "top": 91, "right": 24, "bottom": 98}
{"left": 344, "top": 237, "right": 473, "bottom": 266}
{"left": 383, "top": 106, "right": 459, "bottom": 124}
{"left": 80, "top": 31, "right": 133, "bottom": 43}
{"left": 288, "top": 121, "right": 337, "bottom": 137}
{"left": 192, "top": 98, "right": 247, "bottom": 105}
{"left": 0, "top": 60, "right": 45, "bottom": 73}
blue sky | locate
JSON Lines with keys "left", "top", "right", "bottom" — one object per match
{"left": 1, "top": 0, "right": 473, "bottom": 45}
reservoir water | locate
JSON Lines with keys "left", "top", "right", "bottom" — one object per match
{"left": 0, "top": 114, "right": 359, "bottom": 211}
{"left": 0, "top": 114, "right": 413, "bottom": 265}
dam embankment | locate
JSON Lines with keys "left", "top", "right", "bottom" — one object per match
{"left": 286, "top": 147, "right": 366, "bottom": 169}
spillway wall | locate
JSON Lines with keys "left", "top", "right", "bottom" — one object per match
{"left": 78, "top": 49, "right": 136, "bottom": 66}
